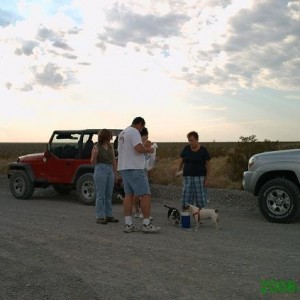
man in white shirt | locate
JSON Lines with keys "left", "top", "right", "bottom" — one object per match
{"left": 117, "top": 117, "right": 161, "bottom": 233}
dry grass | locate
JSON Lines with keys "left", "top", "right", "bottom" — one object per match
{"left": 0, "top": 143, "right": 46, "bottom": 174}
{"left": 0, "top": 159, "right": 9, "bottom": 174}
{"left": 2, "top": 141, "right": 298, "bottom": 190}
{"left": 150, "top": 156, "right": 241, "bottom": 189}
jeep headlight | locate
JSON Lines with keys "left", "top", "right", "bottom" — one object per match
{"left": 248, "top": 156, "right": 255, "bottom": 170}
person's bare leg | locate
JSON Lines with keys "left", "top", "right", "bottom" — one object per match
{"left": 133, "top": 196, "right": 140, "bottom": 214}
{"left": 124, "top": 194, "right": 134, "bottom": 216}
{"left": 139, "top": 194, "right": 151, "bottom": 218}
{"left": 140, "top": 194, "right": 161, "bottom": 232}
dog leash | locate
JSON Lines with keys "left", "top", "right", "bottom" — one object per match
{"left": 156, "top": 198, "right": 176, "bottom": 208}
{"left": 193, "top": 207, "right": 201, "bottom": 222}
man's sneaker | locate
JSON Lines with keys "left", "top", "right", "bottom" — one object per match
{"left": 141, "top": 224, "right": 161, "bottom": 233}
{"left": 123, "top": 224, "right": 140, "bottom": 233}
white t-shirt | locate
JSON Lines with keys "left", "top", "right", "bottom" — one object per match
{"left": 117, "top": 126, "right": 145, "bottom": 170}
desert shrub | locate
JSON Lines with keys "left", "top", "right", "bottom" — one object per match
{"left": 278, "top": 142, "right": 300, "bottom": 150}
{"left": 209, "top": 157, "right": 242, "bottom": 189}
{"left": 0, "top": 143, "right": 46, "bottom": 175}
{"left": 205, "top": 142, "right": 229, "bottom": 158}
{"left": 150, "top": 156, "right": 242, "bottom": 189}
{"left": 149, "top": 157, "right": 182, "bottom": 186}
{"left": 156, "top": 143, "right": 185, "bottom": 159}
{"left": 1, "top": 141, "right": 297, "bottom": 190}
{"left": 227, "top": 135, "right": 279, "bottom": 181}
{"left": 156, "top": 142, "right": 229, "bottom": 160}
{"left": 0, "top": 143, "right": 46, "bottom": 160}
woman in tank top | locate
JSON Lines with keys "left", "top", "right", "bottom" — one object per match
{"left": 91, "top": 129, "right": 119, "bottom": 224}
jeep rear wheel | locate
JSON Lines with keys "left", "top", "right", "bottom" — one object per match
{"left": 258, "top": 178, "right": 300, "bottom": 223}
{"left": 76, "top": 173, "right": 95, "bottom": 205}
{"left": 9, "top": 170, "right": 34, "bottom": 199}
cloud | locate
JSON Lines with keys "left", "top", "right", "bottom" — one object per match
{"left": 20, "top": 84, "right": 33, "bottom": 92}
{"left": 52, "top": 40, "right": 73, "bottom": 51}
{"left": 98, "top": 4, "right": 189, "bottom": 47}
{"left": 67, "top": 27, "right": 81, "bottom": 35}
{"left": 36, "top": 26, "right": 57, "bottom": 41}
{"left": 287, "top": 1, "right": 300, "bottom": 20}
{"left": 7, "top": 24, "right": 78, "bottom": 90}
{"left": 3, "top": 0, "right": 300, "bottom": 96}
{"left": 5, "top": 82, "right": 12, "bottom": 90}
{"left": 78, "top": 62, "right": 91, "bottom": 66}
{"left": 33, "top": 63, "right": 74, "bottom": 89}
{"left": 285, "top": 94, "right": 300, "bottom": 100}
{"left": 36, "top": 25, "right": 73, "bottom": 51}
{"left": 62, "top": 53, "right": 77, "bottom": 60}
{"left": 14, "top": 40, "right": 39, "bottom": 56}
{"left": 196, "top": 105, "right": 227, "bottom": 111}
{"left": 177, "top": 1, "right": 300, "bottom": 92}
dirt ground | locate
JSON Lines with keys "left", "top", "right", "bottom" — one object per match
{"left": 0, "top": 175, "right": 299, "bottom": 300}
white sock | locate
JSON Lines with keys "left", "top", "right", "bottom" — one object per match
{"left": 143, "top": 218, "right": 150, "bottom": 226}
{"left": 125, "top": 216, "right": 132, "bottom": 225}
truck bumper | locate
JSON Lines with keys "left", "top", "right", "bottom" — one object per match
{"left": 242, "top": 171, "right": 255, "bottom": 193}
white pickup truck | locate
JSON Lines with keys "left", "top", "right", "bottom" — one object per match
{"left": 243, "top": 149, "right": 300, "bottom": 223}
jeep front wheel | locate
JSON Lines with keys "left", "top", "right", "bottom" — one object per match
{"left": 9, "top": 170, "right": 34, "bottom": 199}
{"left": 258, "top": 178, "right": 300, "bottom": 223}
{"left": 76, "top": 173, "right": 95, "bottom": 205}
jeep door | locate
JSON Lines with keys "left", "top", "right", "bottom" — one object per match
{"left": 45, "top": 133, "right": 81, "bottom": 183}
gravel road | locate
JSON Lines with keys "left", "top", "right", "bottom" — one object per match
{"left": 0, "top": 175, "right": 299, "bottom": 300}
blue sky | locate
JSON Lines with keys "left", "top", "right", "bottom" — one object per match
{"left": 1, "top": 0, "right": 300, "bottom": 142}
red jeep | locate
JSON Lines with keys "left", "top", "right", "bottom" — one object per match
{"left": 8, "top": 129, "right": 122, "bottom": 205}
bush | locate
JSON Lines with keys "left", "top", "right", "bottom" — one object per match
{"left": 227, "top": 135, "right": 279, "bottom": 181}
{"left": 205, "top": 142, "right": 229, "bottom": 158}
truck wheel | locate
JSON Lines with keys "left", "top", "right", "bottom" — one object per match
{"left": 9, "top": 170, "right": 34, "bottom": 199}
{"left": 258, "top": 178, "right": 300, "bottom": 223}
{"left": 76, "top": 173, "right": 95, "bottom": 205}
{"left": 53, "top": 184, "right": 72, "bottom": 195}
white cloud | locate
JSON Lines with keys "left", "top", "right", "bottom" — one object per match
{"left": 195, "top": 105, "right": 227, "bottom": 111}
{"left": 0, "top": 0, "right": 300, "bottom": 142}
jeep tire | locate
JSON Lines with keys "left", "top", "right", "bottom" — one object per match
{"left": 9, "top": 170, "right": 34, "bottom": 199}
{"left": 258, "top": 178, "right": 300, "bottom": 223}
{"left": 76, "top": 173, "right": 95, "bottom": 205}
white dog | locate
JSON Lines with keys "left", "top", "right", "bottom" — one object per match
{"left": 187, "top": 204, "right": 220, "bottom": 230}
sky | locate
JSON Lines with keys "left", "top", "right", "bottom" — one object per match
{"left": 1, "top": 0, "right": 300, "bottom": 143}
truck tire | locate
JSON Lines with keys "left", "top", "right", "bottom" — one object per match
{"left": 76, "top": 173, "right": 95, "bottom": 205}
{"left": 53, "top": 184, "right": 73, "bottom": 195}
{"left": 9, "top": 170, "right": 34, "bottom": 199}
{"left": 258, "top": 178, "right": 300, "bottom": 223}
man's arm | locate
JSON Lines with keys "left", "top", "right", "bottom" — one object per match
{"left": 134, "top": 143, "right": 154, "bottom": 154}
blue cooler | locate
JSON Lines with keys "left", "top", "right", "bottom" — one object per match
{"left": 181, "top": 211, "right": 190, "bottom": 228}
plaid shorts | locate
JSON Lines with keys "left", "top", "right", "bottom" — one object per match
{"left": 181, "top": 176, "right": 208, "bottom": 208}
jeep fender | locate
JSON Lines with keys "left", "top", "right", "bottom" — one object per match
{"left": 8, "top": 163, "right": 35, "bottom": 182}
{"left": 73, "top": 165, "right": 95, "bottom": 184}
